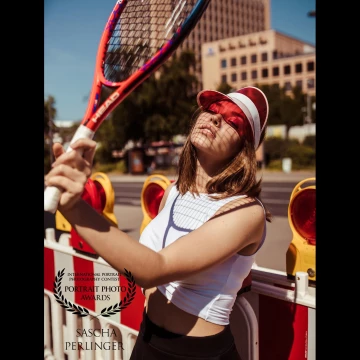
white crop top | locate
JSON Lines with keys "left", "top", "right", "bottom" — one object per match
{"left": 139, "top": 184, "right": 266, "bottom": 325}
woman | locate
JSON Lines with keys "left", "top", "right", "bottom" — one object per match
{"left": 45, "top": 86, "right": 271, "bottom": 359}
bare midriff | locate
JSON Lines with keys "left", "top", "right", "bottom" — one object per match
{"left": 144, "top": 287, "right": 225, "bottom": 337}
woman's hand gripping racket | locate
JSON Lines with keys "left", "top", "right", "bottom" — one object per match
{"left": 44, "top": 0, "right": 211, "bottom": 213}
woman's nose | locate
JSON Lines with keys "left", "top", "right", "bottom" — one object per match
{"left": 211, "top": 114, "right": 221, "bottom": 127}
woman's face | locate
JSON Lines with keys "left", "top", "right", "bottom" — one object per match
{"left": 190, "top": 110, "right": 243, "bottom": 162}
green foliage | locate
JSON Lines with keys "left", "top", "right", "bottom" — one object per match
{"left": 94, "top": 139, "right": 118, "bottom": 165}
{"left": 216, "top": 82, "right": 233, "bottom": 94}
{"left": 267, "top": 159, "right": 282, "bottom": 171}
{"left": 303, "top": 135, "right": 316, "bottom": 149}
{"left": 264, "top": 136, "right": 315, "bottom": 170}
{"left": 256, "top": 83, "right": 309, "bottom": 139}
{"left": 284, "top": 144, "right": 315, "bottom": 169}
{"left": 44, "top": 95, "right": 57, "bottom": 134}
{"left": 95, "top": 50, "right": 200, "bottom": 163}
{"left": 44, "top": 95, "right": 57, "bottom": 172}
{"left": 264, "top": 136, "right": 299, "bottom": 162}
{"left": 94, "top": 160, "right": 127, "bottom": 174}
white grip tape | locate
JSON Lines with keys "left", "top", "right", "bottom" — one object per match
{"left": 44, "top": 125, "right": 95, "bottom": 213}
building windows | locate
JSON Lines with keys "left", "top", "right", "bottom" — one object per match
{"left": 295, "top": 80, "right": 303, "bottom": 90}
{"left": 261, "top": 52, "right": 268, "bottom": 62}
{"left": 272, "top": 66, "right": 279, "bottom": 76}
{"left": 307, "top": 61, "right": 315, "bottom": 72}
{"left": 221, "top": 74, "right": 227, "bottom": 83}
{"left": 284, "top": 81, "right": 292, "bottom": 91}
{"left": 307, "top": 78, "right": 315, "bottom": 89}
{"left": 240, "top": 55, "right": 247, "bottom": 65}
{"left": 262, "top": 68, "right": 268, "bottom": 78}
{"left": 231, "top": 73, "right": 237, "bottom": 82}
{"left": 251, "top": 70, "right": 257, "bottom": 79}
{"left": 241, "top": 71, "right": 247, "bottom": 80}
{"left": 251, "top": 54, "right": 257, "bottom": 63}
{"left": 221, "top": 59, "right": 227, "bottom": 68}
{"left": 284, "top": 65, "right": 291, "bottom": 75}
{"left": 295, "top": 63, "right": 303, "bottom": 73}
{"left": 273, "top": 50, "right": 278, "bottom": 59}
{"left": 230, "top": 57, "right": 237, "bottom": 66}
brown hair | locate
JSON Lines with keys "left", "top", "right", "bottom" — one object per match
{"left": 176, "top": 109, "right": 272, "bottom": 222}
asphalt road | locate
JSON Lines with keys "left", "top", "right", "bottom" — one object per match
{"left": 111, "top": 180, "right": 295, "bottom": 217}
{"left": 44, "top": 171, "right": 315, "bottom": 273}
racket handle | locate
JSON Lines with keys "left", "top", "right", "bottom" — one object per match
{"left": 44, "top": 125, "right": 95, "bottom": 213}
{"left": 44, "top": 186, "right": 64, "bottom": 214}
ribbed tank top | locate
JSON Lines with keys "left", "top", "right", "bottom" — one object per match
{"left": 139, "top": 185, "right": 266, "bottom": 325}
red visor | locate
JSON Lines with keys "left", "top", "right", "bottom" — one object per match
{"left": 197, "top": 87, "right": 269, "bottom": 149}
{"left": 207, "top": 100, "right": 248, "bottom": 138}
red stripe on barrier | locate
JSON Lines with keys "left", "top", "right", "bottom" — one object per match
{"left": 259, "top": 295, "right": 308, "bottom": 360}
{"left": 73, "top": 256, "right": 96, "bottom": 311}
{"left": 44, "top": 247, "right": 55, "bottom": 292}
{"left": 290, "top": 304, "right": 308, "bottom": 359}
{"left": 120, "top": 278, "right": 145, "bottom": 331}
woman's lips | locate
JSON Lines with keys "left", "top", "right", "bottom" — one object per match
{"left": 199, "top": 125, "right": 215, "bottom": 138}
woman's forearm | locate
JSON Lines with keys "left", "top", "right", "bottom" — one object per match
{"left": 59, "top": 199, "right": 165, "bottom": 288}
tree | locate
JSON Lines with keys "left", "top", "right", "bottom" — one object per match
{"left": 149, "top": 50, "right": 199, "bottom": 137}
{"left": 44, "top": 96, "right": 58, "bottom": 172}
{"left": 216, "top": 82, "right": 233, "bottom": 94}
{"left": 256, "top": 84, "right": 308, "bottom": 139}
{"left": 95, "top": 50, "right": 200, "bottom": 163}
{"left": 44, "top": 95, "right": 57, "bottom": 135}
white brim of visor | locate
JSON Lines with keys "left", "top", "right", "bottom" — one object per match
{"left": 226, "top": 92, "right": 261, "bottom": 149}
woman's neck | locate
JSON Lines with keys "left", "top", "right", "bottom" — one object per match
{"left": 195, "top": 166, "right": 211, "bottom": 193}
{"left": 194, "top": 158, "right": 225, "bottom": 193}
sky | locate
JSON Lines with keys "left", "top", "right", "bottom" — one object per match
{"left": 44, "top": 0, "right": 316, "bottom": 122}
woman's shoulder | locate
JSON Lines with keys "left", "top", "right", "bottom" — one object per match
{"left": 158, "top": 182, "right": 177, "bottom": 212}
{"left": 212, "top": 196, "right": 265, "bottom": 220}
{"left": 205, "top": 196, "right": 265, "bottom": 254}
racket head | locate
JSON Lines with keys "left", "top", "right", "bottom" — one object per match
{"left": 82, "top": 0, "right": 211, "bottom": 131}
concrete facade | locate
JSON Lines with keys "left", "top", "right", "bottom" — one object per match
{"left": 201, "top": 29, "right": 315, "bottom": 96}
{"left": 176, "top": 0, "right": 271, "bottom": 89}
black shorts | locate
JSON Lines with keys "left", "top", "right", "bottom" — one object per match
{"left": 130, "top": 309, "right": 241, "bottom": 360}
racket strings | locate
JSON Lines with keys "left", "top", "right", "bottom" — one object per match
{"left": 103, "top": 0, "right": 196, "bottom": 83}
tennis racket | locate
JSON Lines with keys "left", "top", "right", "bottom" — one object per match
{"left": 44, "top": 0, "right": 211, "bottom": 213}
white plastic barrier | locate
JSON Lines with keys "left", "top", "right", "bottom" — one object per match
{"left": 44, "top": 231, "right": 315, "bottom": 360}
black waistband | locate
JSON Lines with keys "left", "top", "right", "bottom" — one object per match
{"left": 139, "top": 309, "right": 235, "bottom": 357}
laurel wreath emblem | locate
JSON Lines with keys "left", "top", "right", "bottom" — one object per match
{"left": 53, "top": 268, "right": 136, "bottom": 318}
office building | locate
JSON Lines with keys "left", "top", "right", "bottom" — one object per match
{"left": 201, "top": 29, "right": 315, "bottom": 96}
{"left": 177, "top": 0, "right": 271, "bottom": 88}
